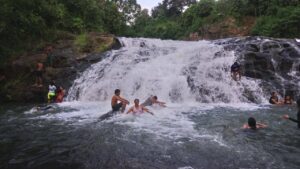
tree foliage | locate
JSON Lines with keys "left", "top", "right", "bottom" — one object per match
{"left": 0, "top": 0, "right": 126, "bottom": 59}
{"left": 1, "top": 0, "right": 299, "bottom": 62}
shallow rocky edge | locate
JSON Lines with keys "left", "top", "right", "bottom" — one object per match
{"left": 0, "top": 32, "right": 121, "bottom": 103}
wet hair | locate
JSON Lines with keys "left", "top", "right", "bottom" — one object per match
{"left": 248, "top": 117, "right": 257, "bottom": 129}
{"left": 153, "top": 96, "right": 158, "bottom": 100}
{"left": 115, "top": 89, "right": 120, "bottom": 94}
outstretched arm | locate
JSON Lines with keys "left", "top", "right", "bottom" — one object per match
{"left": 256, "top": 123, "right": 267, "bottom": 128}
{"left": 283, "top": 115, "right": 299, "bottom": 123}
{"left": 154, "top": 100, "right": 166, "bottom": 107}
{"left": 142, "top": 107, "right": 154, "bottom": 115}
{"left": 126, "top": 107, "right": 133, "bottom": 114}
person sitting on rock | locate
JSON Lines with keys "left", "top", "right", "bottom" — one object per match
{"left": 48, "top": 80, "right": 57, "bottom": 103}
{"left": 34, "top": 61, "right": 44, "bottom": 87}
{"left": 111, "top": 89, "right": 129, "bottom": 113}
{"left": 127, "top": 99, "right": 153, "bottom": 115}
{"left": 231, "top": 62, "right": 241, "bottom": 81}
{"left": 269, "top": 92, "right": 283, "bottom": 105}
{"left": 56, "top": 86, "right": 65, "bottom": 103}
{"left": 243, "top": 117, "right": 267, "bottom": 130}
{"left": 284, "top": 95, "right": 293, "bottom": 105}
{"left": 141, "top": 95, "right": 166, "bottom": 107}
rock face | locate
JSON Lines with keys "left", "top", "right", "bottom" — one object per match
{"left": 187, "top": 16, "right": 256, "bottom": 40}
{"left": 216, "top": 36, "right": 300, "bottom": 99}
{"left": 0, "top": 33, "right": 121, "bottom": 103}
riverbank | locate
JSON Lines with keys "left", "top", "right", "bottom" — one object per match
{"left": 0, "top": 32, "right": 121, "bottom": 103}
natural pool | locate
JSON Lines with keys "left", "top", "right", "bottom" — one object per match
{"left": 1, "top": 102, "right": 299, "bottom": 169}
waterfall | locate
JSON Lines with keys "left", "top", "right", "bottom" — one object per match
{"left": 67, "top": 38, "right": 266, "bottom": 104}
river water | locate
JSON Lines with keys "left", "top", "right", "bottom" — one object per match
{"left": 1, "top": 37, "right": 300, "bottom": 169}
{"left": 1, "top": 103, "right": 300, "bottom": 169}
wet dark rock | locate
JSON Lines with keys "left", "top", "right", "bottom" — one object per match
{"left": 0, "top": 34, "right": 121, "bottom": 103}
{"left": 221, "top": 37, "right": 300, "bottom": 99}
{"left": 245, "top": 44, "right": 259, "bottom": 52}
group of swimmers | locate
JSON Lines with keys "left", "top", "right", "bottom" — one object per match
{"left": 269, "top": 91, "right": 293, "bottom": 105}
{"left": 111, "top": 89, "right": 166, "bottom": 115}
{"left": 243, "top": 92, "right": 300, "bottom": 130}
{"left": 110, "top": 88, "right": 299, "bottom": 129}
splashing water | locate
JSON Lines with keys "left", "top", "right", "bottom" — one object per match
{"left": 67, "top": 38, "right": 266, "bottom": 104}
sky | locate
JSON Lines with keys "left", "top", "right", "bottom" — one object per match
{"left": 137, "top": 0, "right": 162, "bottom": 10}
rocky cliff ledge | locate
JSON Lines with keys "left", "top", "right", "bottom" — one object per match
{"left": 0, "top": 32, "right": 121, "bottom": 103}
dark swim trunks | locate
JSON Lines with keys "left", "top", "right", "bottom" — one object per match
{"left": 36, "top": 70, "right": 43, "bottom": 77}
{"left": 112, "top": 103, "right": 122, "bottom": 111}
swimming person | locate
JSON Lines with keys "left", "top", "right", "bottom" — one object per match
{"left": 269, "top": 92, "right": 282, "bottom": 105}
{"left": 141, "top": 96, "right": 166, "bottom": 107}
{"left": 127, "top": 99, "right": 153, "bottom": 115}
{"left": 243, "top": 117, "right": 267, "bottom": 130}
{"left": 111, "top": 89, "right": 129, "bottom": 113}
{"left": 230, "top": 62, "right": 241, "bottom": 81}
{"left": 284, "top": 95, "right": 293, "bottom": 105}
{"left": 282, "top": 99, "right": 300, "bottom": 128}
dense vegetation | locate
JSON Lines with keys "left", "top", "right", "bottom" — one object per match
{"left": 0, "top": 0, "right": 299, "bottom": 63}
{"left": 131, "top": 0, "right": 300, "bottom": 39}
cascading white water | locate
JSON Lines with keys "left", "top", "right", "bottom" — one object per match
{"left": 67, "top": 38, "right": 266, "bottom": 104}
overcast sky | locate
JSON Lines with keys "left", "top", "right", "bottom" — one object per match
{"left": 137, "top": 0, "right": 162, "bottom": 10}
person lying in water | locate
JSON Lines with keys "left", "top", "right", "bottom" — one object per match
{"left": 111, "top": 89, "right": 129, "bottom": 113}
{"left": 282, "top": 99, "right": 300, "bottom": 128}
{"left": 243, "top": 117, "right": 267, "bottom": 130}
{"left": 141, "top": 96, "right": 166, "bottom": 107}
{"left": 127, "top": 99, "right": 154, "bottom": 115}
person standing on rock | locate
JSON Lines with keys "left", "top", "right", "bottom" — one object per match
{"left": 231, "top": 62, "right": 241, "bottom": 81}
{"left": 48, "top": 80, "right": 57, "bottom": 103}
{"left": 111, "top": 89, "right": 129, "bottom": 112}
{"left": 56, "top": 86, "right": 65, "bottom": 103}
{"left": 34, "top": 61, "right": 44, "bottom": 87}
